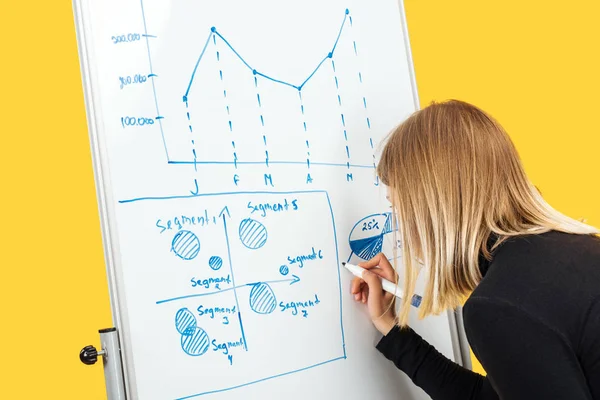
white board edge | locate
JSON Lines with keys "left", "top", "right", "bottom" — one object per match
{"left": 396, "top": 0, "right": 469, "bottom": 369}
{"left": 71, "top": 0, "right": 139, "bottom": 396}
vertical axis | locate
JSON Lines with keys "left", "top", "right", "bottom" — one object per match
{"left": 213, "top": 29, "right": 237, "bottom": 169}
{"left": 140, "top": 0, "right": 169, "bottom": 161}
{"left": 349, "top": 14, "right": 376, "bottom": 176}
{"left": 298, "top": 90, "right": 310, "bottom": 169}
{"left": 330, "top": 58, "right": 349, "bottom": 170}
{"left": 222, "top": 215, "right": 248, "bottom": 351}
{"left": 253, "top": 73, "right": 269, "bottom": 167}
{"left": 325, "top": 192, "right": 346, "bottom": 359}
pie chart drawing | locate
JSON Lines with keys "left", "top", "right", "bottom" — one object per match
{"left": 348, "top": 213, "right": 394, "bottom": 261}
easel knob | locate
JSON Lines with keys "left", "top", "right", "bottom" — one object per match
{"left": 79, "top": 328, "right": 127, "bottom": 399}
{"left": 80, "top": 344, "right": 106, "bottom": 365}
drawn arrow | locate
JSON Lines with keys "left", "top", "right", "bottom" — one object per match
{"left": 246, "top": 275, "right": 300, "bottom": 287}
{"left": 219, "top": 206, "right": 231, "bottom": 219}
{"left": 156, "top": 275, "right": 300, "bottom": 304}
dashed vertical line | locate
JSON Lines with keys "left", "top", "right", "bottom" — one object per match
{"left": 184, "top": 100, "right": 198, "bottom": 171}
{"left": 349, "top": 14, "right": 374, "bottom": 170}
{"left": 214, "top": 32, "right": 237, "bottom": 168}
{"left": 298, "top": 90, "right": 310, "bottom": 169}
{"left": 253, "top": 72, "right": 269, "bottom": 167}
{"left": 331, "top": 59, "right": 349, "bottom": 169}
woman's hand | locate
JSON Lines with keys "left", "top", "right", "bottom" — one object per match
{"left": 350, "top": 253, "right": 397, "bottom": 335}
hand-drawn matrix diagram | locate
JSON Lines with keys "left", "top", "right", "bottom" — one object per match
{"left": 118, "top": 191, "right": 345, "bottom": 398}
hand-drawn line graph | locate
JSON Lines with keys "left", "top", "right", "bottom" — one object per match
{"left": 133, "top": 191, "right": 346, "bottom": 398}
{"left": 177, "top": 8, "right": 372, "bottom": 170}
{"left": 140, "top": 3, "right": 379, "bottom": 183}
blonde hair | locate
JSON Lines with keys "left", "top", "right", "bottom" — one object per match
{"left": 378, "top": 99, "right": 598, "bottom": 326}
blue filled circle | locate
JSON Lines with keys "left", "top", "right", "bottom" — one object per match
{"left": 208, "top": 256, "right": 223, "bottom": 271}
{"left": 249, "top": 283, "right": 277, "bottom": 314}
{"left": 175, "top": 308, "right": 197, "bottom": 336}
{"left": 181, "top": 326, "right": 210, "bottom": 356}
{"left": 172, "top": 230, "right": 200, "bottom": 260}
{"left": 239, "top": 219, "right": 268, "bottom": 250}
{"left": 279, "top": 265, "right": 289, "bottom": 276}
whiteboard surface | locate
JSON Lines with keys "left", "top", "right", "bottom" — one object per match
{"left": 73, "top": 0, "right": 460, "bottom": 398}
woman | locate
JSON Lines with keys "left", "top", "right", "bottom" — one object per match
{"left": 352, "top": 100, "right": 600, "bottom": 399}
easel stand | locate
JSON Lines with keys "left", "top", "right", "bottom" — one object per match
{"left": 80, "top": 328, "right": 127, "bottom": 399}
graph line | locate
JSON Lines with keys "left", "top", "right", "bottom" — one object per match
{"left": 184, "top": 9, "right": 351, "bottom": 98}
{"left": 183, "top": 33, "right": 213, "bottom": 101}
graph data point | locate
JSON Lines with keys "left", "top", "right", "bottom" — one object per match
{"left": 253, "top": 69, "right": 257, "bottom": 75}
{"left": 346, "top": 8, "right": 350, "bottom": 14}
{"left": 328, "top": 52, "right": 333, "bottom": 58}
{"left": 211, "top": 26, "right": 216, "bottom": 32}
{"left": 182, "top": 95, "right": 188, "bottom": 102}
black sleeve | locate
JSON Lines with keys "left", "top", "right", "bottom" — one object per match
{"left": 376, "top": 325, "right": 498, "bottom": 400}
{"left": 463, "top": 297, "right": 594, "bottom": 400}
{"left": 579, "top": 296, "right": 600, "bottom": 399}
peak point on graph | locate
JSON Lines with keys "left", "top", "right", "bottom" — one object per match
{"left": 210, "top": 26, "right": 216, "bottom": 32}
{"left": 345, "top": 8, "right": 350, "bottom": 14}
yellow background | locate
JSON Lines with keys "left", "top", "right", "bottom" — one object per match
{"left": 1, "top": 0, "right": 597, "bottom": 397}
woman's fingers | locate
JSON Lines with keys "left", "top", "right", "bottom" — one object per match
{"left": 358, "top": 253, "right": 396, "bottom": 282}
{"left": 369, "top": 266, "right": 396, "bottom": 283}
{"left": 358, "top": 252, "right": 385, "bottom": 269}
{"left": 351, "top": 254, "right": 397, "bottom": 304}
{"left": 350, "top": 276, "right": 371, "bottom": 304}
{"left": 349, "top": 254, "right": 398, "bottom": 335}
{"left": 350, "top": 276, "right": 364, "bottom": 294}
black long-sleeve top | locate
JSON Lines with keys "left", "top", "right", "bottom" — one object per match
{"left": 376, "top": 231, "right": 600, "bottom": 399}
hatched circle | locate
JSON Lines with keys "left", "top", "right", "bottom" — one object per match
{"left": 181, "top": 327, "right": 210, "bottom": 356}
{"left": 279, "top": 265, "right": 289, "bottom": 276}
{"left": 172, "top": 230, "right": 200, "bottom": 260}
{"left": 175, "top": 308, "right": 197, "bottom": 336}
{"left": 208, "top": 256, "right": 223, "bottom": 271}
{"left": 239, "top": 219, "right": 268, "bottom": 250}
{"left": 249, "top": 283, "right": 277, "bottom": 314}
